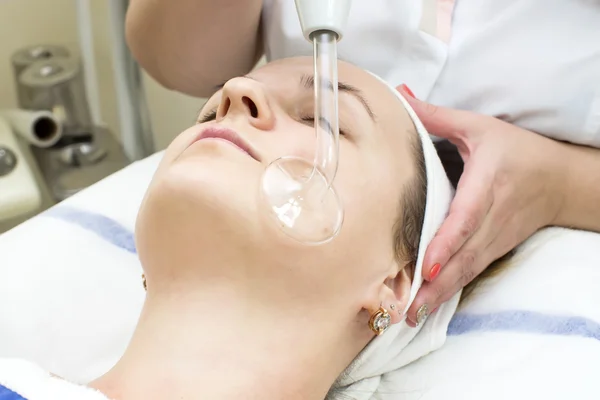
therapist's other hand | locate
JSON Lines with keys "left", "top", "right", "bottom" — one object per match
{"left": 397, "top": 85, "right": 566, "bottom": 327}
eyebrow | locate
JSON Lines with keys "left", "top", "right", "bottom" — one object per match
{"left": 299, "top": 74, "right": 376, "bottom": 121}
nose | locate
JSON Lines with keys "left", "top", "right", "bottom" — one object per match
{"left": 217, "top": 77, "right": 275, "bottom": 130}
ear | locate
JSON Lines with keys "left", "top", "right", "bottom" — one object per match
{"left": 363, "top": 262, "right": 412, "bottom": 325}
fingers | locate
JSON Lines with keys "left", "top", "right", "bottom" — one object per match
{"left": 407, "top": 226, "right": 496, "bottom": 327}
{"left": 421, "top": 163, "right": 494, "bottom": 281}
{"left": 396, "top": 84, "right": 480, "bottom": 142}
{"left": 405, "top": 166, "right": 494, "bottom": 327}
{"left": 407, "top": 188, "right": 525, "bottom": 327}
{"left": 406, "top": 249, "right": 481, "bottom": 327}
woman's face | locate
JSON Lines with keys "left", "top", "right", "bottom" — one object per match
{"left": 136, "top": 57, "right": 418, "bottom": 313}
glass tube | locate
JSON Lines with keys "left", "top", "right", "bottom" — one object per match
{"left": 258, "top": 30, "right": 344, "bottom": 245}
{"left": 311, "top": 30, "right": 340, "bottom": 189}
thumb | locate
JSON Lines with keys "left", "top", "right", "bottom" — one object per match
{"left": 396, "top": 84, "right": 480, "bottom": 142}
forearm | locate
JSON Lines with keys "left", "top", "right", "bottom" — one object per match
{"left": 126, "top": 0, "right": 264, "bottom": 97}
{"left": 553, "top": 141, "right": 600, "bottom": 232}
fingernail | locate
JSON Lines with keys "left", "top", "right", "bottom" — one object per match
{"left": 429, "top": 263, "right": 441, "bottom": 281}
{"left": 401, "top": 84, "right": 415, "bottom": 98}
{"left": 416, "top": 304, "right": 430, "bottom": 326}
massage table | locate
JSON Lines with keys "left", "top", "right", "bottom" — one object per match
{"left": 0, "top": 152, "right": 599, "bottom": 399}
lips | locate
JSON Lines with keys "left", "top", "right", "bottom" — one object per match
{"left": 193, "top": 126, "right": 259, "bottom": 161}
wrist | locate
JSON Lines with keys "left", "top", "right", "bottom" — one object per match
{"left": 549, "top": 142, "right": 574, "bottom": 227}
{"left": 549, "top": 141, "right": 600, "bottom": 231}
{"left": 545, "top": 141, "right": 572, "bottom": 227}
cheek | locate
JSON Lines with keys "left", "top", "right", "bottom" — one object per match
{"left": 334, "top": 144, "right": 371, "bottom": 214}
{"left": 258, "top": 120, "right": 320, "bottom": 163}
{"left": 333, "top": 162, "right": 400, "bottom": 265}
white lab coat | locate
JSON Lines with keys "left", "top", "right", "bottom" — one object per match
{"left": 262, "top": 0, "right": 600, "bottom": 147}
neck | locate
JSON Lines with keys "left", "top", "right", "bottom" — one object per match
{"left": 90, "top": 280, "right": 369, "bottom": 400}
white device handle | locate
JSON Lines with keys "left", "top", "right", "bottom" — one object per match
{"left": 294, "top": 0, "right": 352, "bottom": 41}
{"left": 0, "top": 109, "right": 62, "bottom": 149}
{"left": 0, "top": 117, "right": 42, "bottom": 222}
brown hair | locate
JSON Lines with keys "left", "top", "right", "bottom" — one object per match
{"left": 393, "top": 128, "right": 513, "bottom": 303}
{"left": 393, "top": 128, "right": 427, "bottom": 279}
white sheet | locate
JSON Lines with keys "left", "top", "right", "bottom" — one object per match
{"left": 0, "top": 358, "right": 109, "bottom": 400}
{"left": 1, "top": 151, "right": 599, "bottom": 398}
{"left": 0, "top": 152, "right": 163, "bottom": 382}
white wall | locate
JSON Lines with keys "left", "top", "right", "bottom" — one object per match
{"left": 0, "top": 0, "right": 206, "bottom": 151}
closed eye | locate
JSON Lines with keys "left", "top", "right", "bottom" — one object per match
{"left": 300, "top": 116, "right": 346, "bottom": 136}
{"left": 197, "top": 109, "right": 217, "bottom": 124}
{"left": 198, "top": 109, "right": 346, "bottom": 137}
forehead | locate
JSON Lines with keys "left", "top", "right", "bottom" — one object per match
{"left": 251, "top": 57, "right": 399, "bottom": 107}
{"left": 251, "top": 57, "right": 415, "bottom": 142}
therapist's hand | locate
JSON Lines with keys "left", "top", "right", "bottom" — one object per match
{"left": 396, "top": 85, "right": 566, "bottom": 327}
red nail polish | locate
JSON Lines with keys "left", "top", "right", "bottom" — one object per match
{"left": 429, "top": 263, "right": 441, "bottom": 281}
{"left": 401, "top": 84, "right": 415, "bottom": 98}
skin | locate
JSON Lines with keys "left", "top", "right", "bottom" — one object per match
{"left": 125, "top": 0, "right": 263, "bottom": 97}
{"left": 89, "top": 57, "right": 419, "bottom": 400}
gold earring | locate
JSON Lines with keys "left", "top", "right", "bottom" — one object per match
{"left": 368, "top": 306, "right": 391, "bottom": 336}
{"left": 142, "top": 274, "right": 147, "bottom": 291}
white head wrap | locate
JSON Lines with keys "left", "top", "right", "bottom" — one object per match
{"left": 332, "top": 73, "right": 461, "bottom": 399}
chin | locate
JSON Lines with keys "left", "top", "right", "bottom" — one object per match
{"left": 167, "top": 137, "right": 262, "bottom": 199}
{"left": 135, "top": 156, "right": 266, "bottom": 268}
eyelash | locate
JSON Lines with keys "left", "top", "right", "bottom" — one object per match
{"left": 299, "top": 116, "right": 346, "bottom": 136}
{"left": 197, "top": 109, "right": 217, "bottom": 123}
{"left": 197, "top": 109, "right": 346, "bottom": 136}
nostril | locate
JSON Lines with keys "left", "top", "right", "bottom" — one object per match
{"left": 242, "top": 96, "right": 259, "bottom": 118}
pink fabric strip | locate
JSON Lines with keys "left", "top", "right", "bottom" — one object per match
{"left": 436, "top": 0, "right": 456, "bottom": 43}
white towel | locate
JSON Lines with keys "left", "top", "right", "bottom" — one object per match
{"left": 362, "top": 227, "right": 600, "bottom": 400}
{"left": 0, "top": 358, "right": 109, "bottom": 399}
{"left": 331, "top": 74, "right": 459, "bottom": 399}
